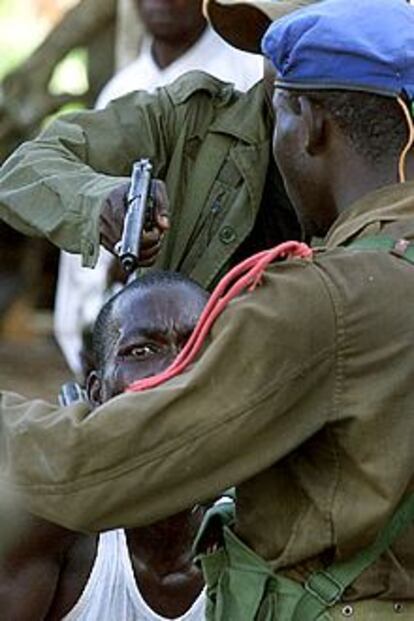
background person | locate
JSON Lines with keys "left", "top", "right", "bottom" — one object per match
{"left": 97, "top": 0, "right": 263, "bottom": 107}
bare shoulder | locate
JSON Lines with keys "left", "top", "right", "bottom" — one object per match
{"left": 0, "top": 513, "right": 95, "bottom": 621}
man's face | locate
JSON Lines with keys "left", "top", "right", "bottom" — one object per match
{"left": 90, "top": 282, "right": 208, "bottom": 404}
{"left": 136, "top": 0, "right": 206, "bottom": 41}
{"left": 272, "top": 89, "right": 336, "bottom": 238}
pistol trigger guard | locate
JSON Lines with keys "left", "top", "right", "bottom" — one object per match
{"left": 114, "top": 240, "right": 122, "bottom": 257}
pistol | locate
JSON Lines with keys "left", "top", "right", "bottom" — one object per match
{"left": 115, "top": 159, "right": 156, "bottom": 274}
{"left": 58, "top": 381, "right": 86, "bottom": 407}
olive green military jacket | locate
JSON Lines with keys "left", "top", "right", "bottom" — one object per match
{"left": 0, "top": 72, "right": 283, "bottom": 290}
{"left": 1, "top": 182, "right": 414, "bottom": 602}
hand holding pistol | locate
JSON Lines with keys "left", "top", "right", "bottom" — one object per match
{"left": 115, "top": 159, "right": 156, "bottom": 274}
{"left": 100, "top": 164, "right": 170, "bottom": 268}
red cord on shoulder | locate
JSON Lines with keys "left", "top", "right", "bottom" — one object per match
{"left": 126, "top": 241, "right": 313, "bottom": 393}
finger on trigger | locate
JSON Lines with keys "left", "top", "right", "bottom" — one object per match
{"left": 140, "top": 242, "right": 162, "bottom": 258}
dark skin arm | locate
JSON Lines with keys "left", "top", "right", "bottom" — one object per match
{"left": 0, "top": 513, "right": 95, "bottom": 621}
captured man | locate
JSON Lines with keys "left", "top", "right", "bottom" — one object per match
{"left": 0, "top": 271, "right": 209, "bottom": 620}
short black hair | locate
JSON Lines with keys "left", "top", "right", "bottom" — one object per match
{"left": 288, "top": 90, "right": 407, "bottom": 165}
{"left": 92, "top": 270, "right": 207, "bottom": 370}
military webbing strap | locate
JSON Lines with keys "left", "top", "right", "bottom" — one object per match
{"left": 293, "top": 492, "right": 414, "bottom": 620}
{"left": 346, "top": 234, "right": 414, "bottom": 265}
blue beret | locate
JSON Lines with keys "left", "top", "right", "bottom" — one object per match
{"left": 261, "top": 0, "right": 414, "bottom": 100}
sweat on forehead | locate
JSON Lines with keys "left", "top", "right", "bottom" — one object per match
{"left": 92, "top": 271, "right": 208, "bottom": 369}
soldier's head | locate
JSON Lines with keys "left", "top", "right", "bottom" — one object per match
{"left": 262, "top": 0, "right": 414, "bottom": 238}
{"left": 87, "top": 271, "right": 208, "bottom": 406}
{"left": 135, "top": 0, "right": 206, "bottom": 43}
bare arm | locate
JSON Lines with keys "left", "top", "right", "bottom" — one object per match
{"left": 0, "top": 513, "right": 82, "bottom": 621}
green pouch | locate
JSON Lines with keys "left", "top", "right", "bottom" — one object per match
{"left": 194, "top": 500, "right": 329, "bottom": 621}
{"left": 197, "top": 523, "right": 332, "bottom": 621}
{"left": 194, "top": 498, "right": 269, "bottom": 620}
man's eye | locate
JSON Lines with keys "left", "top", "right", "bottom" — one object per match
{"left": 126, "top": 345, "right": 159, "bottom": 359}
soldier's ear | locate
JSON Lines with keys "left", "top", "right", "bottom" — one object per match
{"left": 86, "top": 370, "right": 103, "bottom": 407}
{"left": 298, "top": 95, "right": 326, "bottom": 156}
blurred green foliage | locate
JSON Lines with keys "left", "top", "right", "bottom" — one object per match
{"left": 0, "top": 0, "right": 87, "bottom": 94}
{"left": 0, "top": 0, "right": 48, "bottom": 79}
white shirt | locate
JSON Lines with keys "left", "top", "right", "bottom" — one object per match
{"left": 63, "top": 529, "right": 206, "bottom": 621}
{"left": 96, "top": 26, "right": 262, "bottom": 109}
{"left": 54, "top": 27, "right": 262, "bottom": 374}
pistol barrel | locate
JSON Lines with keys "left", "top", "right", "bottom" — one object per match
{"left": 117, "top": 159, "right": 153, "bottom": 274}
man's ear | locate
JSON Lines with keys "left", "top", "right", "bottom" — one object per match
{"left": 298, "top": 95, "right": 326, "bottom": 156}
{"left": 86, "top": 370, "right": 103, "bottom": 408}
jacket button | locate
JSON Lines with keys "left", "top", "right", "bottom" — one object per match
{"left": 341, "top": 605, "right": 353, "bottom": 617}
{"left": 219, "top": 226, "right": 236, "bottom": 244}
{"left": 394, "top": 603, "right": 404, "bottom": 614}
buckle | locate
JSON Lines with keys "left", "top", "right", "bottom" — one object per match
{"left": 304, "top": 570, "right": 345, "bottom": 607}
{"left": 391, "top": 238, "right": 411, "bottom": 258}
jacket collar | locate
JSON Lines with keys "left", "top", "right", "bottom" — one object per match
{"left": 209, "top": 81, "right": 272, "bottom": 145}
{"left": 324, "top": 181, "right": 414, "bottom": 248}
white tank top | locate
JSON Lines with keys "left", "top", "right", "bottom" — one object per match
{"left": 62, "top": 529, "right": 206, "bottom": 621}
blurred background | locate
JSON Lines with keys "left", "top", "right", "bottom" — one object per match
{"left": 0, "top": 0, "right": 140, "bottom": 400}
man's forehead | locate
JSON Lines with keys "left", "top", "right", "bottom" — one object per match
{"left": 114, "top": 283, "right": 206, "bottom": 332}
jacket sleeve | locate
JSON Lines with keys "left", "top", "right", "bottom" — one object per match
{"left": 0, "top": 260, "right": 337, "bottom": 532}
{"left": 0, "top": 87, "right": 177, "bottom": 267}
